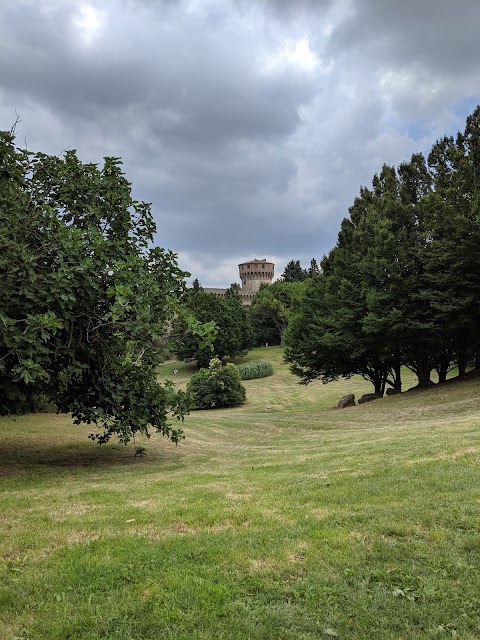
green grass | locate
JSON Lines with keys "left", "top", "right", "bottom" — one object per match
{"left": 1, "top": 346, "right": 480, "bottom": 638}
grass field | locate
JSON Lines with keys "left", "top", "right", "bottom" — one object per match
{"left": 1, "top": 346, "right": 480, "bottom": 639}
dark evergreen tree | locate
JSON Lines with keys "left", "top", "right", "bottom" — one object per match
{"left": 215, "top": 284, "right": 254, "bottom": 359}
{"left": 287, "top": 106, "right": 480, "bottom": 393}
{"left": 171, "top": 283, "right": 221, "bottom": 368}
{"left": 250, "top": 281, "right": 305, "bottom": 346}
{"left": 359, "top": 159, "right": 438, "bottom": 389}
{"left": 286, "top": 206, "right": 398, "bottom": 395}
{"left": 308, "top": 258, "right": 320, "bottom": 277}
{"left": 424, "top": 116, "right": 480, "bottom": 376}
{"left": 281, "top": 259, "right": 308, "bottom": 282}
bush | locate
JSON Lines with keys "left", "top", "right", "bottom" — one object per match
{"left": 187, "top": 358, "right": 246, "bottom": 410}
{"left": 236, "top": 360, "right": 274, "bottom": 380}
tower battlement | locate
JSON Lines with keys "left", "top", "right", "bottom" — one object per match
{"left": 205, "top": 258, "right": 275, "bottom": 304}
{"left": 238, "top": 259, "right": 275, "bottom": 294}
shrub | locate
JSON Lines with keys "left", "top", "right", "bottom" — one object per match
{"left": 187, "top": 358, "right": 246, "bottom": 410}
{"left": 236, "top": 360, "right": 274, "bottom": 380}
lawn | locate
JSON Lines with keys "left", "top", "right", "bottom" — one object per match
{"left": 1, "top": 346, "right": 480, "bottom": 639}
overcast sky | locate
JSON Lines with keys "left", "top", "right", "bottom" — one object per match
{"left": 1, "top": 1, "right": 479, "bottom": 286}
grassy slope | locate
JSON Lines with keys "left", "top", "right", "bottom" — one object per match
{"left": 1, "top": 347, "right": 480, "bottom": 639}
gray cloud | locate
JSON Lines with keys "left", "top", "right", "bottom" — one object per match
{"left": 1, "top": 0, "right": 479, "bottom": 286}
{"left": 329, "top": 0, "right": 480, "bottom": 75}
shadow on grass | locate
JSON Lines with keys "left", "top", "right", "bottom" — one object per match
{"left": 0, "top": 437, "right": 184, "bottom": 479}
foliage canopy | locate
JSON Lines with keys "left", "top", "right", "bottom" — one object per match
{"left": 250, "top": 280, "right": 306, "bottom": 346}
{"left": 0, "top": 130, "right": 190, "bottom": 444}
{"left": 286, "top": 106, "right": 480, "bottom": 394}
{"left": 171, "top": 281, "right": 252, "bottom": 367}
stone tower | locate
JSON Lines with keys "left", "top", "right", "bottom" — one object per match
{"left": 238, "top": 258, "right": 275, "bottom": 304}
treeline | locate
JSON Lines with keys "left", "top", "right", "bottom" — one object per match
{"left": 285, "top": 106, "right": 480, "bottom": 394}
{"left": 171, "top": 261, "right": 317, "bottom": 363}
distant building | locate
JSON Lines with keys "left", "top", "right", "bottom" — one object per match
{"left": 205, "top": 258, "right": 275, "bottom": 305}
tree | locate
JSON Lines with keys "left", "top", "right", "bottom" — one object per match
{"left": 0, "top": 130, "right": 190, "bottom": 444}
{"left": 425, "top": 123, "right": 480, "bottom": 377}
{"left": 215, "top": 284, "right": 253, "bottom": 359}
{"left": 286, "top": 212, "right": 398, "bottom": 395}
{"left": 186, "top": 358, "right": 246, "bottom": 409}
{"left": 171, "top": 282, "right": 252, "bottom": 366}
{"left": 281, "top": 260, "right": 308, "bottom": 282}
{"left": 286, "top": 106, "right": 480, "bottom": 394}
{"left": 286, "top": 161, "right": 435, "bottom": 393}
{"left": 250, "top": 281, "right": 305, "bottom": 346}
{"left": 171, "top": 281, "right": 221, "bottom": 368}
{"left": 286, "top": 115, "right": 480, "bottom": 393}
{"left": 357, "top": 159, "right": 438, "bottom": 390}
{"left": 308, "top": 258, "right": 320, "bottom": 278}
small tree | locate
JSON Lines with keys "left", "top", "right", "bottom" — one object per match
{"left": 187, "top": 358, "right": 246, "bottom": 409}
{"left": 281, "top": 259, "right": 308, "bottom": 282}
{"left": 308, "top": 258, "right": 320, "bottom": 278}
{"left": 215, "top": 284, "right": 254, "bottom": 359}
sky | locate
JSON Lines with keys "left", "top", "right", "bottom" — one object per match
{"left": 1, "top": 0, "right": 479, "bottom": 287}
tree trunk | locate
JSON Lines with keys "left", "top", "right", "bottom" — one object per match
{"left": 417, "top": 359, "right": 432, "bottom": 387}
{"left": 379, "top": 369, "right": 389, "bottom": 396}
{"left": 372, "top": 368, "right": 387, "bottom": 396}
{"left": 475, "top": 346, "right": 480, "bottom": 370}
{"left": 435, "top": 356, "right": 450, "bottom": 383}
{"left": 457, "top": 349, "right": 467, "bottom": 378}
{"left": 437, "top": 364, "right": 448, "bottom": 383}
{"left": 274, "top": 320, "right": 287, "bottom": 347}
{"left": 393, "top": 359, "right": 402, "bottom": 392}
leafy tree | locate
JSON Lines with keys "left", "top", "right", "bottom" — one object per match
{"left": 187, "top": 358, "right": 246, "bottom": 409}
{"left": 172, "top": 282, "right": 252, "bottom": 366}
{"left": 247, "top": 297, "right": 281, "bottom": 347}
{"left": 171, "top": 282, "right": 220, "bottom": 368}
{"left": 0, "top": 130, "right": 191, "bottom": 444}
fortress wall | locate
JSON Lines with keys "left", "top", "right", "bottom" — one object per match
{"left": 204, "top": 287, "right": 227, "bottom": 297}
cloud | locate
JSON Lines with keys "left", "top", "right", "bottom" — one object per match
{"left": 329, "top": 0, "right": 480, "bottom": 76}
{"left": 1, "top": 0, "right": 479, "bottom": 286}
